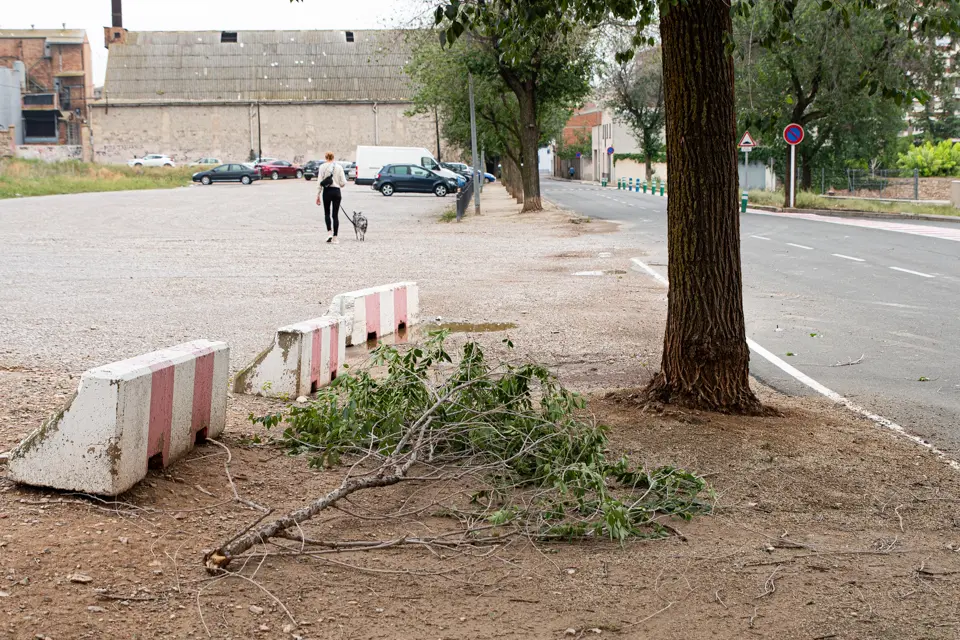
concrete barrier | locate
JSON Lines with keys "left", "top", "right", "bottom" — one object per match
{"left": 233, "top": 315, "right": 346, "bottom": 397}
{"left": 7, "top": 340, "right": 229, "bottom": 496}
{"left": 328, "top": 282, "right": 419, "bottom": 346}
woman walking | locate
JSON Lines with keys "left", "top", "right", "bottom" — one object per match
{"left": 316, "top": 152, "right": 347, "bottom": 244}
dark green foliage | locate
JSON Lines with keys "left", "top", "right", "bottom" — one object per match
{"left": 252, "top": 332, "right": 708, "bottom": 541}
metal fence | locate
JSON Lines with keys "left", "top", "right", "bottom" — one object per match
{"left": 455, "top": 174, "right": 474, "bottom": 221}
{"left": 800, "top": 167, "right": 921, "bottom": 200}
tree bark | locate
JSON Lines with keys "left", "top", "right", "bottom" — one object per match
{"left": 645, "top": 1, "right": 763, "bottom": 414}
{"left": 645, "top": 155, "right": 654, "bottom": 182}
{"left": 514, "top": 81, "right": 542, "bottom": 212}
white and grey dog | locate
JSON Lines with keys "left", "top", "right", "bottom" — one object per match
{"left": 341, "top": 206, "right": 368, "bottom": 241}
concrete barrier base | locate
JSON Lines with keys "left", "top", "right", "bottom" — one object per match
{"left": 233, "top": 315, "right": 346, "bottom": 397}
{"left": 7, "top": 340, "right": 229, "bottom": 496}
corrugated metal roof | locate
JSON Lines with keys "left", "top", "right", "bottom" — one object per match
{"left": 0, "top": 29, "right": 87, "bottom": 44}
{"left": 103, "top": 30, "right": 419, "bottom": 103}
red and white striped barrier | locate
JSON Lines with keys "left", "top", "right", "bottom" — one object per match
{"left": 6, "top": 340, "right": 229, "bottom": 496}
{"left": 233, "top": 315, "right": 346, "bottom": 397}
{"left": 328, "top": 282, "right": 419, "bottom": 346}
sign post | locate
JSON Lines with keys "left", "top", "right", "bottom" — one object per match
{"left": 782, "top": 124, "right": 804, "bottom": 208}
{"left": 738, "top": 130, "right": 756, "bottom": 185}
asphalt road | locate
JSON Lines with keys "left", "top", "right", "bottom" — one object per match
{"left": 543, "top": 179, "right": 960, "bottom": 456}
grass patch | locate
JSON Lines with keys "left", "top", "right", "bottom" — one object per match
{"left": 748, "top": 189, "right": 959, "bottom": 217}
{"left": 439, "top": 206, "right": 457, "bottom": 222}
{"left": 0, "top": 158, "right": 195, "bottom": 199}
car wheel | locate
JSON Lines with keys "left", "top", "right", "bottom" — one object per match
{"left": 163, "top": 163, "right": 173, "bottom": 167}
{"left": 241, "top": 175, "right": 252, "bottom": 185}
{"left": 380, "top": 183, "right": 394, "bottom": 197}
{"left": 434, "top": 184, "right": 448, "bottom": 197}
{"left": 295, "top": 170, "right": 303, "bottom": 179}
{"left": 133, "top": 162, "right": 143, "bottom": 167}
{"left": 201, "top": 176, "right": 212, "bottom": 185}
{"left": 271, "top": 171, "right": 279, "bottom": 180}
{"left": 304, "top": 175, "right": 312, "bottom": 181}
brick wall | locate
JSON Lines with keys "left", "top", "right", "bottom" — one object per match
{"left": 90, "top": 102, "right": 444, "bottom": 165}
{"left": 0, "top": 38, "right": 89, "bottom": 98}
{"left": 562, "top": 110, "right": 601, "bottom": 145}
{"left": 0, "top": 125, "right": 14, "bottom": 157}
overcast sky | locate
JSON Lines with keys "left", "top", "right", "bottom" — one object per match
{"left": 1, "top": 0, "right": 428, "bottom": 85}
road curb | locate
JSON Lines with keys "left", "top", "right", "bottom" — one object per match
{"left": 747, "top": 204, "right": 960, "bottom": 224}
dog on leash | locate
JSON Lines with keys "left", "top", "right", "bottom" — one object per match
{"left": 341, "top": 206, "right": 368, "bottom": 241}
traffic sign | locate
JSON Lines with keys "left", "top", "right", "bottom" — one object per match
{"left": 783, "top": 124, "right": 804, "bottom": 146}
{"left": 607, "top": 147, "right": 614, "bottom": 155}
{"left": 738, "top": 131, "right": 757, "bottom": 149}
{"left": 575, "top": 152, "right": 581, "bottom": 158}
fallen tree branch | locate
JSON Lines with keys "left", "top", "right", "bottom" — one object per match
{"left": 204, "top": 415, "right": 433, "bottom": 572}
{"left": 830, "top": 354, "right": 865, "bottom": 367}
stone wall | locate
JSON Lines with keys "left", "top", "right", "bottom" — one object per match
{"left": 15, "top": 144, "right": 82, "bottom": 162}
{"left": 90, "top": 102, "right": 447, "bottom": 165}
{"left": 0, "top": 125, "right": 14, "bottom": 157}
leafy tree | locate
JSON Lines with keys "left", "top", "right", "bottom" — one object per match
{"left": 404, "top": 34, "right": 573, "bottom": 199}
{"left": 734, "top": 0, "right": 935, "bottom": 199}
{"left": 601, "top": 46, "right": 665, "bottom": 181}
{"left": 439, "top": 0, "right": 959, "bottom": 414}
{"left": 432, "top": 3, "right": 595, "bottom": 211}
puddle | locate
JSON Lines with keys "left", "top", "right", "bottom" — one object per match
{"left": 346, "top": 322, "right": 518, "bottom": 357}
{"left": 422, "top": 322, "right": 517, "bottom": 333}
{"left": 573, "top": 269, "right": 627, "bottom": 276}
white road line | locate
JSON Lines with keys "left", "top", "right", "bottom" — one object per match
{"left": 889, "top": 266, "right": 935, "bottom": 278}
{"left": 786, "top": 242, "right": 813, "bottom": 250}
{"left": 750, "top": 235, "right": 771, "bottom": 240}
{"left": 832, "top": 253, "right": 865, "bottom": 262}
{"left": 751, "top": 209, "right": 960, "bottom": 243}
{"left": 630, "top": 257, "right": 668, "bottom": 286}
{"left": 629, "top": 257, "right": 960, "bottom": 473}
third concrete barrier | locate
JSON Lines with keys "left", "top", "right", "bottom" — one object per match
{"left": 328, "top": 282, "right": 419, "bottom": 346}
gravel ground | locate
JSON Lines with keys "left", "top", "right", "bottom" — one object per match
{"left": 0, "top": 179, "right": 662, "bottom": 381}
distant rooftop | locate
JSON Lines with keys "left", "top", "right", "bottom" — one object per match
{"left": 0, "top": 29, "right": 88, "bottom": 45}
{"left": 102, "top": 30, "right": 419, "bottom": 104}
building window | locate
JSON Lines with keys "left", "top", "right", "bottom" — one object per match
{"left": 345, "top": 31, "right": 355, "bottom": 42}
{"left": 221, "top": 31, "right": 238, "bottom": 43}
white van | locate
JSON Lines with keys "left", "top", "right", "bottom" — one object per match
{"left": 355, "top": 146, "right": 460, "bottom": 185}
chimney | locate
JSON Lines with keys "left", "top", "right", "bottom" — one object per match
{"left": 104, "top": 0, "right": 127, "bottom": 49}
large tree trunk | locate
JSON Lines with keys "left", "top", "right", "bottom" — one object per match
{"left": 504, "top": 153, "right": 523, "bottom": 204}
{"left": 645, "top": 155, "right": 654, "bottom": 182}
{"left": 800, "top": 148, "right": 813, "bottom": 191}
{"left": 516, "top": 83, "right": 543, "bottom": 212}
{"left": 645, "top": 1, "right": 763, "bottom": 414}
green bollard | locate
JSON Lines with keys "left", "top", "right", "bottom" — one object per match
{"left": 601, "top": 177, "right": 607, "bottom": 187}
{"left": 741, "top": 191, "right": 748, "bottom": 213}
{"left": 660, "top": 182, "right": 664, "bottom": 196}
{"left": 642, "top": 181, "right": 647, "bottom": 194}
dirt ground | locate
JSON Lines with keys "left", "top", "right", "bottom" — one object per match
{"left": 2, "top": 189, "right": 959, "bottom": 639}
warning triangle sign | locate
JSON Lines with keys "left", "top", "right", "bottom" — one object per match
{"left": 738, "top": 131, "right": 757, "bottom": 149}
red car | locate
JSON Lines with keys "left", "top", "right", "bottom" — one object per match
{"left": 255, "top": 160, "right": 303, "bottom": 180}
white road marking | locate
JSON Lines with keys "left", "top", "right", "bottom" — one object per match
{"left": 573, "top": 270, "right": 605, "bottom": 276}
{"left": 752, "top": 209, "right": 960, "bottom": 243}
{"left": 629, "top": 257, "right": 960, "bottom": 473}
{"left": 832, "top": 253, "right": 865, "bottom": 262}
{"left": 786, "top": 243, "right": 814, "bottom": 250}
{"left": 630, "top": 258, "right": 668, "bottom": 286}
{"left": 889, "top": 266, "right": 935, "bottom": 278}
{"left": 750, "top": 235, "right": 771, "bottom": 240}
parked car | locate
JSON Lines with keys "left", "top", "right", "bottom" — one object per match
{"left": 372, "top": 164, "right": 458, "bottom": 197}
{"left": 302, "top": 160, "right": 321, "bottom": 180}
{"left": 251, "top": 157, "right": 277, "bottom": 165}
{"left": 337, "top": 161, "right": 357, "bottom": 181}
{"left": 192, "top": 163, "right": 261, "bottom": 185}
{"left": 128, "top": 154, "right": 174, "bottom": 168}
{"left": 355, "top": 146, "right": 461, "bottom": 185}
{"left": 442, "top": 162, "right": 472, "bottom": 176}
{"left": 189, "top": 157, "right": 222, "bottom": 167}
{"left": 256, "top": 160, "right": 303, "bottom": 180}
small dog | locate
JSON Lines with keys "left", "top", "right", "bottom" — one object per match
{"left": 341, "top": 206, "right": 368, "bottom": 241}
